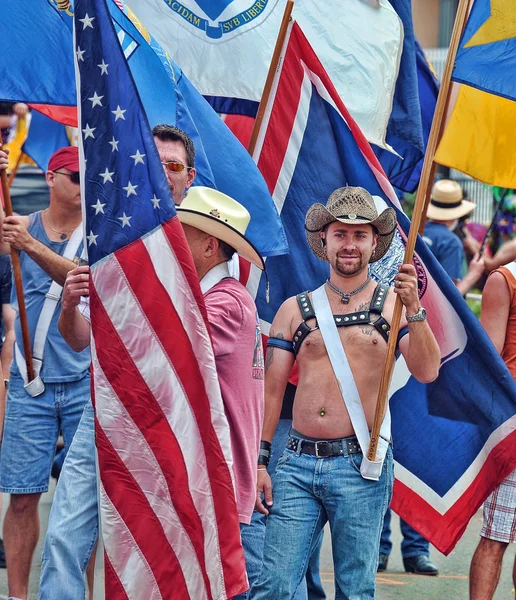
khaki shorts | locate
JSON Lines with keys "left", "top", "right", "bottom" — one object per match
{"left": 481, "top": 469, "right": 516, "bottom": 543}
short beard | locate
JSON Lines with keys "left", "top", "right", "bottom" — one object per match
{"left": 332, "top": 254, "right": 367, "bottom": 277}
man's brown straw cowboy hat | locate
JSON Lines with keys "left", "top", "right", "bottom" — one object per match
{"left": 305, "top": 186, "right": 397, "bottom": 263}
{"left": 427, "top": 179, "right": 476, "bottom": 221}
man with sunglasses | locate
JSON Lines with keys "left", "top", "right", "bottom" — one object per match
{"left": 153, "top": 123, "right": 197, "bottom": 205}
{"left": 0, "top": 145, "right": 91, "bottom": 600}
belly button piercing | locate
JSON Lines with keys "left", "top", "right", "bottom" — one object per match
{"left": 320, "top": 407, "right": 326, "bottom": 417}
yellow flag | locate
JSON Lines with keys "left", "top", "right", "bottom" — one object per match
{"left": 435, "top": 85, "right": 516, "bottom": 189}
{"left": 5, "top": 116, "right": 29, "bottom": 173}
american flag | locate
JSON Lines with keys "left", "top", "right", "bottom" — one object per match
{"left": 74, "top": 0, "right": 247, "bottom": 597}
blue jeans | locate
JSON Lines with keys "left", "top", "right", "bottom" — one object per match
{"left": 251, "top": 439, "right": 394, "bottom": 600}
{"left": 379, "top": 508, "right": 429, "bottom": 559}
{"left": 0, "top": 373, "right": 90, "bottom": 493}
{"left": 38, "top": 402, "right": 282, "bottom": 599}
{"left": 237, "top": 420, "right": 325, "bottom": 600}
{"left": 39, "top": 400, "right": 98, "bottom": 600}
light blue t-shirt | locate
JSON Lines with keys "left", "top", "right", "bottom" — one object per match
{"left": 11, "top": 211, "right": 90, "bottom": 382}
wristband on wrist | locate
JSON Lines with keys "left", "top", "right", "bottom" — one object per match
{"left": 258, "top": 440, "right": 272, "bottom": 467}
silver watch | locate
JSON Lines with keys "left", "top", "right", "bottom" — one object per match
{"left": 406, "top": 306, "right": 427, "bottom": 322}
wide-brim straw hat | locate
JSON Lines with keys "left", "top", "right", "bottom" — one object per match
{"left": 427, "top": 179, "right": 476, "bottom": 221}
{"left": 177, "top": 186, "right": 265, "bottom": 270}
{"left": 305, "top": 186, "right": 397, "bottom": 263}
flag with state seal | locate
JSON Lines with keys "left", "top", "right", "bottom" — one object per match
{"left": 74, "top": 0, "right": 248, "bottom": 596}
{"left": 126, "top": 0, "right": 403, "bottom": 149}
{"left": 248, "top": 19, "right": 516, "bottom": 555}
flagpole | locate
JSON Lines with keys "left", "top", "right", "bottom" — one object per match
{"left": 8, "top": 152, "right": 24, "bottom": 188}
{"left": 0, "top": 152, "right": 35, "bottom": 383}
{"left": 367, "top": 0, "right": 473, "bottom": 462}
{"left": 247, "top": 0, "right": 294, "bottom": 157}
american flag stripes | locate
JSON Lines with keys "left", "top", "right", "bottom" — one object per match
{"left": 74, "top": 0, "right": 247, "bottom": 597}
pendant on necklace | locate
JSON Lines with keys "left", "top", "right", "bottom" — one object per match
{"left": 60, "top": 233, "right": 68, "bottom": 241}
{"left": 341, "top": 295, "right": 350, "bottom": 304}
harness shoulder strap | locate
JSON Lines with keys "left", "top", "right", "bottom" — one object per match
{"left": 312, "top": 285, "right": 391, "bottom": 481}
{"left": 293, "top": 292, "right": 316, "bottom": 356}
{"left": 369, "top": 283, "right": 390, "bottom": 314}
{"left": 15, "top": 224, "right": 84, "bottom": 394}
{"left": 296, "top": 291, "right": 315, "bottom": 320}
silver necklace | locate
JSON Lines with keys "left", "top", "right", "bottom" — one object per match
{"left": 326, "top": 276, "right": 371, "bottom": 304}
{"left": 44, "top": 210, "right": 77, "bottom": 241}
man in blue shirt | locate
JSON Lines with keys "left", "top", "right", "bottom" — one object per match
{"left": 0, "top": 146, "right": 90, "bottom": 600}
{"left": 423, "top": 179, "right": 485, "bottom": 295}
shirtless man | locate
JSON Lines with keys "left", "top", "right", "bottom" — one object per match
{"left": 251, "top": 187, "right": 441, "bottom": 600}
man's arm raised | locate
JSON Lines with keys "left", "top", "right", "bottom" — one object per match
{"left": 0, "top": 149, "right": 75, "bottom": 283}
{"left": 255, "top": 297, "right": 296, "bottom": 516}
{"left": 58, "top": 266, "right": 91, "bottom": 352}
{"left": 395, "top": 264, "right": 441, "bottom": 383}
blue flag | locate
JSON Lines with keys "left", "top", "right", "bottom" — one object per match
{"left": 374, "top": 41, "right": 439, "bottom": 194}
{"left": 0, "top": 0, "right": 287, "bottom": 258}
{"left": 453, "top": 0, "right": 516, "bottom": 101}
{"left": 22, "top": 110, "right": 70, "bottom": 172}
{"left": 252, "top": 21, "right": 516, "bottom": 555}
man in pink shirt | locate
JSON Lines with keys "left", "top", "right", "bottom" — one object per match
{"left": 40, "top": 185, "right": 265, "bottom": 599}
{"left": 178, "top": 187, "right": 265, "bottom": 530}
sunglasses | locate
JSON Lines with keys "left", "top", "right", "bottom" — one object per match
{"left": 161, "top": 161, "right": 192, "bottom": 173}
{"left": 53, "top": 170, "right": 80, "bottom": 185}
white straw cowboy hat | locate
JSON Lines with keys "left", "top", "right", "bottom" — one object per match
{"left": 305, "top": 186, "right": 397, "bottom": 263}
{"left": 177, "top": 186, "right": 265, "bottom": 270}
{"left": 427, "top": 179, "right": 476, "bottom": 221}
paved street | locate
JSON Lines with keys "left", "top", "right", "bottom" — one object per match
{"left": 0, "top": 486, "right": 514, "bottom": 599}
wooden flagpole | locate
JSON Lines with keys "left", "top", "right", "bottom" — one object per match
{"left": 247, "top": 0, "right": 294, "bottom": 157}
{"left": 0, "top": 150, "right": 35, "bottom": 383}
{"left": 367, "top": 0, "right": 473, "bottom": 462}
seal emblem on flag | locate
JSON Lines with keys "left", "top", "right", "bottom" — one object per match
{"left": 164, "top": 0, "right": 279, "bottom": 41}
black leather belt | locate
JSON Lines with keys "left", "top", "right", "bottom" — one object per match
{"left": 287, "top": 435, "right": 361, "bottom": 458}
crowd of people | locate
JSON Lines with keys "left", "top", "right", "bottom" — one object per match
{"left": 0, "top": 127, "right": 514, "bottom": 600}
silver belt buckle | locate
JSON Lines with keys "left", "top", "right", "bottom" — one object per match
{"left": 314, "top": 440, "right": 330, "bottom": 459}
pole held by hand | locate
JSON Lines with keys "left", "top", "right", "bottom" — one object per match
{"left": 367, "top": 0, "right": 473, "bottom": 462}
{"left": 0, "top": 147, "right": 35, "bottom": 382}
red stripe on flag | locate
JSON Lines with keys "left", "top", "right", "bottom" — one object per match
{"left": 90, "top": 284, "right": 214, "bottom": 597}
{"left": 104, "top": 551, "right": 129, "bottom": 600}
{"left": 391, "top": 428, "right": 516, "bottom": 555}
{"left": 29, "top": 104, "right": 78, "bottom": 127}
{"left": 257, "top": 41, "right": 304, "bottom": 193}
{"left": 95, "top": 422, "right": 191, "bottom": 598}
{"left": 115, "top": 228, "right": 247, "bottom": 596}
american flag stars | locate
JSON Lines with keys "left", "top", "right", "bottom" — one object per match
{"left": 82, "top": 124, "right": 96, "bottom": 139}
{"left": 97, "top": 60, "right": 109, "bottom": 75}
{"left": 118, "top": 213, "right": 132, "bottom": 228}
{"left": 77, "top": 7, "right": 175, "bottom": 262}
{"left": 99, "top": 168, "right": 114, "bottom": 184}
{"left": 88, "top": 92, "right": 103, "bottom": 108}
{"left": 91, "top": 199, "right": 106, "bottom": 215}
{"left": 112, "top": 105, "right": 126, "bottom": 121}
{"left": 122, "top": 181, "right": 138, "bottom": 197}
{"left": 108, "top": 137, "right": 119, "bottom": 152}
{"left": 79, "top": 13, "right": 95, "bottom": 29}
{"left": 130, "top": 150, "right": 145, "bottom": 165}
